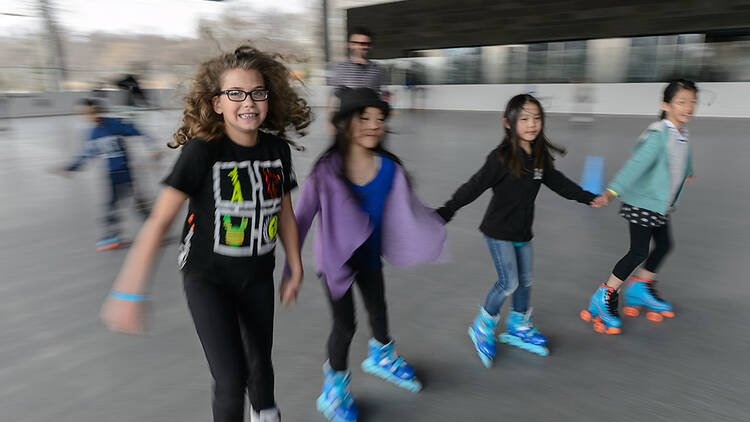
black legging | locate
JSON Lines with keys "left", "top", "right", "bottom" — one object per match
{"left": 183, "top": 271, "right": 275, "bottom": 422}
{"left": 325, "top": 267, "right": 390, "bottom": 372}
{"left": 612, "top": 221, "right": 673, "bottom": 281}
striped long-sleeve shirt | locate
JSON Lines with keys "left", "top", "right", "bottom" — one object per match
{"left": 328, "top": 58, "right": 386, "bottom": 97}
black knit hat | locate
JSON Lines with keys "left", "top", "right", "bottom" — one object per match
{"left": 332, "top": 87, "right": 390, "bottom": 123}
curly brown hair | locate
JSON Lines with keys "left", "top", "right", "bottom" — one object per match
{"left": 170, "top": 45, "right": 312, "bottom": 150}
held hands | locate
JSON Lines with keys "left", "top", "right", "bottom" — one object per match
{"left": 591, "top": 190, "right": 616, "bottom": 208}
{"left": 280, "top": 270, "right": 303, "bottom": 306}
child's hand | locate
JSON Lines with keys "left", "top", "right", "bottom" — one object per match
{"left": 686, "top": 175, "right": 696, "bottom": 184}
{"left": 100, "top": 295, "right": 146, "bottom": 335}
{"left": 592, "top": 190, "right": 616, "bottom": 207}
{"left": 280, "top": 272, "right": 303, "bottom": 306}
{"left": 591, "top": 195, "right": 609, "bottom": 208}
{"left": 434, "top": 207, "right": 450, "bottom": 224}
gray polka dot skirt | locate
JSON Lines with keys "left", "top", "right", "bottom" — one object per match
{"left": 620, "top": 203, "right": 669, "bottom": 227}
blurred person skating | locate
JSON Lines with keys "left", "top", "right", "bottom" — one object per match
{"left": 100, "top": 45, "right": 312, "bottom": 422}
{"left": 55, "top": 98, "right": 158, "bottom": 250}
{"left": 582, "top": 79, "right": 698, "bottom": 333}
{"left": 288, "top": 88, "right": 446, "bottom": 422}
{"left": 116, "top": 73, "right": 149, "bottom": 108}
{"left": 435, "top": 94, "right": 599, "bottom": 366}
{"left": 327, "top": 27, "right": 388, "bottom": 128}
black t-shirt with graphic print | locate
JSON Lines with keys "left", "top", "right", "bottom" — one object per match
{"left": 163, "top": 132, "right": 297, "bottom": 285}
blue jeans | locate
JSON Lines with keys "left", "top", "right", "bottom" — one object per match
{"left": 483, "top": 236, "right": 533, "bottom": 316}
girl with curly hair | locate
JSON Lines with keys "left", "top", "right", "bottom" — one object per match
{"left": 100, "top": 45, "right": 312, "bottom": 422}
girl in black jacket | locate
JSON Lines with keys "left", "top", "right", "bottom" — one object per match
{"left": 437, "top": 94, "right": 598, "bottom": 367}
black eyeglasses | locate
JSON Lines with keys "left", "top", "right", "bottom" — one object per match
{"left": 349, "top": 41, "right": 372, "bottom": 46}
{"left": 214, "top": 89, "right": 270, "bottom": 102}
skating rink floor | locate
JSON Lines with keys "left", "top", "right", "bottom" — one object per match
{"left": 1, "top": 108, "right": 748, "bottom": 421}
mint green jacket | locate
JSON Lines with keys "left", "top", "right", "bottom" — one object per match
{"left": 608, "top": 121, "right": 693, "bottom": 215}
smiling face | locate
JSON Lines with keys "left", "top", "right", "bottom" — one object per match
{"left": 661, "top": 88, "right": 697, "bottom": 127}
{"left": 212, "top": 68, "right": 268, "bottom": 144}
{"left": 349, "top": 106, "right": 386, "bottom": 150}
{"left": 512, "top": 101, "right": 542, "bottom": 143}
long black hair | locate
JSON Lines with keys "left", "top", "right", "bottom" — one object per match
{"left": 499, "top": 94, "right": 566, "bottom": 177}
{"left": 660, "top": 79, "right": 698, "bottom": 119}
{"left": 312, "top": 107, "right": 406, "bottom": 191}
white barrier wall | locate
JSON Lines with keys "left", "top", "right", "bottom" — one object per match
{"left": 3, "top": 83, "right": 749, "bottom": 119}
{"left": 0, "top": 89, "right": 183, "bottom": 119}
{"left": 306, "top": 83, "right": 750, "bottom": 118}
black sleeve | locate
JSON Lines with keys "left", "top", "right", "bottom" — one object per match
{"left": 542, "top": 159, "right": 597, "bottom": 204}
{"left": 279, "top": 141, "right": 298, "bottom": 194}
{"left": 436, "top": 148, "right": 507, "bottom": 223}
{"left": 162, "top": 138, "right": 214, "bottom": 197}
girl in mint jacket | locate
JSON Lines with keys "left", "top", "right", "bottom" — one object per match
{"left": 581, "top": 79, "right": 698, "bottom": 334}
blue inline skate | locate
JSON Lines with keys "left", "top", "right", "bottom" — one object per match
{"left": 361, "top": 338, "right": 422, "bottom": 392}
{"left": 468, "top": 306, "right": 498, "bottom": 367}
{"left": 580, "top": 284, "right": 622, "bottom": 334}
{"left": 316, "top": 362, "right": 358, "bottom": 422}
{"left": 623, "top": 278, "right": 674, "bottom": 322}
{"left": 499, "top": 309, "right": 549, "bottom": 356}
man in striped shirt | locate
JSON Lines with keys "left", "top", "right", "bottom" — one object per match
{"left": 328, "top": 27, "right": 387, "bottom": 122}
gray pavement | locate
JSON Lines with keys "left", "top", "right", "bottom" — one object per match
{"left": 1, "top": 109, "right": 749, "bottom": 422}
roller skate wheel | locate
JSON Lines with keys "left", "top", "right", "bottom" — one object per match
{"left": 579, "top": 310, "right": 592, "bottom": 322}
{"left": 646, "top": 312, "right": 664, "bottom": 322}
{"left": 661, "top": 311, "right": 675, "bottom": 318}
{"left": 593, "top": 320, "right": 621, "bottom": 334}
{"left": 623, "top": 306, "right": 640, "bottom": 317}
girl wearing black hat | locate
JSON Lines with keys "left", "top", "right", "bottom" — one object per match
{"left": 287, "top": 88, "right": 447, "bottom": 422}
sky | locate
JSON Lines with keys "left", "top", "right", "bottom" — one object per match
{"left": 0, "top": 0, "right": 309, "bottom": 38}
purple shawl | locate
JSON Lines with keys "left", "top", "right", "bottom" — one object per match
{"left": 288, "top": 153, "right": 447, "bottom": 300}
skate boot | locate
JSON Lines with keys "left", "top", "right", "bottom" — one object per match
{"left": 467, "top": 306, "right": 498, "bottom": 368}
{"left": 250, "top": 405, "right": 280, "bottom": 422}
{"left": 316, "top": 362, "right": 358, "bottom": 422}
{"left": 499, "top": 309, "right": 549, "bottom": 356}
{"left": 580, "top": 284, "right": 622, "bottom": 334}
{"left": 623, "top": 278, "right": 674, "bottom": 321}
{"left": 96, "top": 233, "right": 121, "bottom": 251}
{"left": 361, "top": 338, "right": 422, "bottom": 392}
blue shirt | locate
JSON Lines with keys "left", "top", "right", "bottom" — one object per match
{"left": 68, "top": 117, "right": 143, "bottom": 184}
{"left": 349, "top": 155, "right": 396, "bottom": 269}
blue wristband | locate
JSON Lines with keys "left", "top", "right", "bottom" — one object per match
{"left": 110, "top": 291, "right": 147, "bottom": 301}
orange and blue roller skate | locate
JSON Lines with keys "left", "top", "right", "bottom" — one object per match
{"left": 580, "top": 284, "right": 622, "bottom": 334}
{"left": 622, "top": 278, "right": 674, "bottom": 322}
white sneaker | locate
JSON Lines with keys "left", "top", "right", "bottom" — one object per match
{"left": 250, "top": 405, "right": 280, "bottom": 422}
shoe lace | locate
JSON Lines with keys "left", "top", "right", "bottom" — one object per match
{"left": 605, "top": 289, "right": 620, "bottom": 317}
